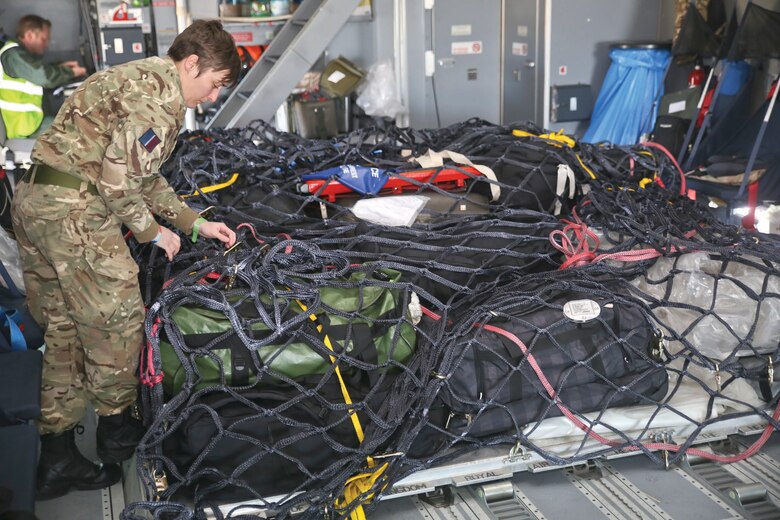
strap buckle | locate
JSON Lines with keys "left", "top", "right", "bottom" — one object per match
{"left": 153, "top": 470, "right": 168, "bottom": 499}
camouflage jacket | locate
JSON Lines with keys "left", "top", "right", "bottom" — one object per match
{"left": 0, "top": 41, "right": 74, "bottom": 89}
{"left": 32, "top": 56, "right": 199, "bottom": 243}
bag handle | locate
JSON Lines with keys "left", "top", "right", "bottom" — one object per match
{"left": 0, "top": 307, "right": 26, "bottom": 352}
{"left": 0, "top": 261, "right": 23, "bottom": 299}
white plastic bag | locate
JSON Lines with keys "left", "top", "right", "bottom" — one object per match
{"left": 351, "top": 195, "right": 429, "bottom": 227}
{"left": 0, "top": 226, "right": 25, "bottom": 292}
{"left": 356, "top": 60, "right": 404, "bottom": 119}
{"left": 632, "top": 251, "right": 780, "bottom": 360}
{"left": 591, "top": 227, "right": 780, "bottom": 361}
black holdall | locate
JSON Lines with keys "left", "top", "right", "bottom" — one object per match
{"left": 0, "top": 350, "right": 42, "bottom": 426}
{"left": 439, "top": 287, "right": 669, "bottom": 438}
{"left": 652, "top": 115, "right": 690, "bottom": 158}
{"left": 162, "top": 377, "right": 391, "bottom": 502}
{"left": 0, "top": 261, "right": 44, "bottom": 352}
{"left": 0, "top": 423, "right": 39, "bottom": 513}
{"left": 0, "top": 261, "right": 43, "bottom": 429}
{"left": 353, "top": 213, "right": 562, "bottom": 302}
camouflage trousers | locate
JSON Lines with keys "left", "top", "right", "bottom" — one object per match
{"left": 11, "top": 172, "right": 144, "bottom": 435}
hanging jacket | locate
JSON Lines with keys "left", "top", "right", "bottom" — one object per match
{"left": 0, "top": 41, "right": 44, "bottom": 139}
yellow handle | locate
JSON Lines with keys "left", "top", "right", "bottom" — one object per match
{"left": 181, "top": 172, "right": 239, "bottom": 199}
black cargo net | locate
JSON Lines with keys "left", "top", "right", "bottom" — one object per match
{"left": 121, "top": 120, "right": 780, "bottom": 520}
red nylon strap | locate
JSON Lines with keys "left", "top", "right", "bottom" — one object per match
{"left": 140, "top": 317, "right": 164, "bottom": 388}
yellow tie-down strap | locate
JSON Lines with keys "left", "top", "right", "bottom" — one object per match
{"left": 294, "top": 300, "right": 389, "bottom": 520}
{"left": 181, "top": 172, "right": 239, "bottom": 199}
{"left": 512, "top": 129, "right": 597, "bottom": 180}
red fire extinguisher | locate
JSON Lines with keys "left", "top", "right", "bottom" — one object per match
{"left": 688, "top": 61, "right": 706, "bottom": 88}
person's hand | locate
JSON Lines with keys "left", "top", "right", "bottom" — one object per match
{"left": 63, "top": 61, "right": 87, "bottom": 77}
{"left": 153, "top": 226, "right": 181, "bottom": 261}
{"left": 199, "top": 221, "right": 237, "bottom": 248}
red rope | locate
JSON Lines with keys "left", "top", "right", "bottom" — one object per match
{"left": 550, "top": 215, "right": 697, "bottom": 269}
{"left": 161, "top": 271, "right": 221, "bottom": 290}
{"left": 140, "top": 317, "right": 164, "bottom": 388}
{"left": 640, "top": 141, "right": 687, "bottom": 196}
{"left": 277, "top": 233, "right": 294, "bottom": 254}
{"left": 420, "top": 305, "right": 779, "bottom": 464}
{"left": 549, "top": 218, "right": 600, "bottom": 269}
{"left": 237, "top": 223, "right": 266, "bottom": 245}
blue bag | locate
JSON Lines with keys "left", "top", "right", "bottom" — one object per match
{"left": 0, "top": 262, "right": 44, "bottom": 352}
{"left": 583, "top": 47, "right": 671, "bottom": 145}
{"left": 301, "top": 165, "right": 389, "bottom": 195}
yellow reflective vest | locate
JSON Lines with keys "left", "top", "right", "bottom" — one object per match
{"left": 0, "top": 41, "right": 44, "bottom": 139}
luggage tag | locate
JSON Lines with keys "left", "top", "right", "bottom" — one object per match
{"left": 562, "top": 299, "right": 601, "bottom": 323}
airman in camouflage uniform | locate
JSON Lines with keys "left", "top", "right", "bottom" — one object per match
{"left": 11, "top": 20, "right": 240, "bottom": 500}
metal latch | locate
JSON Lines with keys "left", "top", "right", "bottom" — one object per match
{"left": 419, "top": 486, "right": 454, "bottom": 508}
{"left": 153, "top": 470, "right": 168, "bottom": 498}
{"left": 650, "top": 430, "right": 677, "bottom": 469}
{"left": 648, "top": 330, "right": 666, "bottom": 362}
{"left": 569, "top": 459, "right": 603, "bottom": 479}
{"left": 506, "top": 441, "right": 531, "bottom": 462}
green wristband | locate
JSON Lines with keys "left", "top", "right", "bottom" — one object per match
{"left": 191, "top": 217, "right": 207, "bottom": 243}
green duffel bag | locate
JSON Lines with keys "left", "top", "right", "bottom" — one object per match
{"left": 159, "top": 268, "right": 418, "bottom": 396}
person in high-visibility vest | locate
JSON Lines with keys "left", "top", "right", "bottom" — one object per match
{"left": 0, "top": 15, "right": 86, "bottom": 139}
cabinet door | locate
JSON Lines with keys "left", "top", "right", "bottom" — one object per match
{"left": 502, "top": 0, "right": 542, "bottom": 125}
{"left": 432, "top": 0, "right": 501, "bottom": 126}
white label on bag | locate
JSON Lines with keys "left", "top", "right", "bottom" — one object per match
{"left": 669, "top": 100, "right": 686, "bottom": 114}
{"left": 563, "top": 299, "right": 601, "bottom": 323}
{"left": 327, "top": 70, "right": 346, "bottom": 84}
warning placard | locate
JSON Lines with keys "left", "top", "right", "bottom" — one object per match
{"left": 512, "top": 42, "right": 528, "bottom": 56}
{"left": 230, "top": 32, "right": 253, "bottom": 43}
{"left": 451, "top": 40, "right": 483, "bottom": 55}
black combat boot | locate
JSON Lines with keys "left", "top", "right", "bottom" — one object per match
{"left": 36, "top": 428, "right": 122, "bottom": 500}
{"left": 96, "top": 407, "right": 146, "bottom": 464}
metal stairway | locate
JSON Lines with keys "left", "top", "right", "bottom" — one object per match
{"left": 206, "top": 0, "right": 362, "bottom": 129}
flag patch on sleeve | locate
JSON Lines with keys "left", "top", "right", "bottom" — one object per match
{"left": 139, "top": 128, "right": 161, "bottom": 153}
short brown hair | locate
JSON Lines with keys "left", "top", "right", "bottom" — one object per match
{"left": 168, "top": 20, "right": 241, "bottom": 88}
{"left": 16, "top": 15, "right": 51, "bottom": 39}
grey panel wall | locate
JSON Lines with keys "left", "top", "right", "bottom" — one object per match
{"left": 400, "top": 0, "right": 677, "bottom": 134}
{"left": 0, "top": 0, "right": 82, "bottom": 63}
{"left": 323, "top": 0, "right": 396, "bottom": 70}
{"left": 546, "top": 0, "right": 669, "bottom": 136}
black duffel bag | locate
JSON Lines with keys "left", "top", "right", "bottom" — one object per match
{"left": 163, "top": 378, "right": 389, "bottom": 502}
{"left": 439, "top": 286, "right": 669, "bottom": 438}
{"left": 0, "top": 350, "right": 42, "bottom": 426}
{"left": 352, "top": 212, "right": 562, "bottom": 303}
{"left": 0, "top": 423, "right": 39, "bottom": 513}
